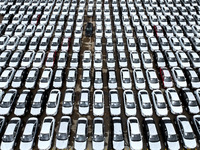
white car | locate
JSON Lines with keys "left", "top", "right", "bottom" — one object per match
{"left": 127, "top": 38, "right": 136, "bottom": 52}
{"left": 144, "top": 117, "right": 161, "bottom": 150}
{"left": 165, "top": 88, "right": 183, "bottom": 114}
{"left": 1, "top": 117, "right": 21, "bottom": 150}
{"left": 81, "top": 69, "right": 91, "bottom": 89}
{"left": 94, "top": 69, "right": 103, "bottom": 89}
{"left": 138, "top": 90, "right": 153, "bottom": 117}
{"left": 9, "top": 50, "right": 23, "bottom": 68}
{"left": 123, "top": 90, "right": 137, "bottom": 116}
{"left": 46, "top": 89, "right": 61, "bottom": 116}
{"left": 187, "top": 51, "right": 200, "bottom": 68}
{"left": 62, "top": 89, "right": 74, "bottom": 115}
{"left": 32, "top": 50, "right": 45, "bottom": 68}
{"left": 176, "top": 115, "right": 197, "bottom": 149}
{"left": 21, "top": 50, "right": 35, "bottom": 68}
{"left": 66, "top": 68, "right": 77, "bottom": 89}
{"left": 0, "top": 67, "right": 15, "bottom": 89}
{"left": 39, "top": 68, "right": 53, "bottom": 89}
{"left": 164, "top": 50, "right": 178, "bottom": 68}
{"left": 53, "top": 68, "right": 63, "bottom": 88}
{"left": 171, "top": 67, "right": 187, "bottom": 88}
{"left": 146, "top": 69, "right": 160, "bottom": 90}
{"left": 127, "top": 117, "right": 143, "bottom": 150}
{"left": 93, "top": 90, "right": 104, "bottom": 116}
{"left": 38, "top": 116, "right": 55, "bottom": 150}
{"left": 94, "top": 51, "right": 102, "bottom": 69}
{"left": 14, "top": 89, "right": 31, "bottom": 116}
{"left": 109, "top": 90, "right": 121, "bottom": 116}
{"left": 45, "top": 52, "right": 55, "bottom": 68}
{"left": 30, "top": 89, "right": 46, "bottom": 116}
{"left": 44, "top": 25, "right": 54, "bottom": 38}
{"left": 108, "top": 70, "right": 117, "bottom": 89}
{"left": 133, "top": 68, "right": 146, "bottom": 90}
{"left": 56, "top": 116, "right": 71, "bottom": 149}
{"left": 70, "top": 52, "right": 79, "bottom": 68}
{"left": 92, "top": 117, "right": 105, "bottom": 150}
{"left": 6, "top": 36, "right": 19, "bottom": 51}
{"left": 74, "top": 118, "right": 88, "bottom": 150}
{"left": 175, "top": 51, "right": 190, "bottom": 68}
{"left": 25, "top": 68, "right": 39, "bottom": 89}
{"left": 20, "top": 117, "right": 38, "bottom": 150}
{"left": 0, "top": 50, "right": 11, "bottom": 68}
{"left": 118, "top": 51, "right": 127, "bottom": 68}
{"left": 25, "top": 24, "right": 36, "bottom": 37}
{"left": 82, "top": 50, "right": 92, "bottom": 69}
{"left": 120, "top": 68, "right": 132, "bottom": 90}
{"left": 141, "top": 51, "right": 153, "bottom": 69}
{"left": 130, "top": 52, "right": 141, "bottom": 69}
{"left": 0, "top": 89, "right": 17, "bottom": 115}
{"left": 112, "top": 117, "right": 124, "bottom": 150}
{"left": 35, "top": 24, "right": 45, "bottom": 37}
{"left": 0, "top": 35, "right": 9, "bottom": 51}
{"left": 57, "top": 52, "right": 67, "bottom": 68}
{"left": 79, "top": 89, "right": 90, "bottom": 115}
{"left": 152, "top": 90, "right": 168, "bottom": 116}
{"left": 107, "top": 52, "right": 115, "bottom": 68}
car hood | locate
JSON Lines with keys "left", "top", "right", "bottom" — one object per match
{"left": 38, "top": 140, "right": 51, "bottom": 150}
{"left": 14, "top": 108, "right": 25, "bottom": 116}
{"left": 30, "top": 108, "right": 41, "bottom": 116}
{"left": 110, "top": 108, "right": 121, "bottom": 116}
{"left": 113, "top": 141, "right": 124, "bottom": 150}
{"left": 12, "top": 82, "right": 21, "bottom": 88}
{"left": 125, "top": 107, "right": 136, "bottom": 116}
{"left": 130, "top": 140, "right": 143, "bottom": 150}
{"left": 0, "top": 107, "right": 10, "bottom": 115}
{"left": 184, "top": 138, "right": 197, "bottom": 149}
{"left": 189, "top": 106, "right": 200, "bottom": 114}
{"left": 167, "top": 141, "right": 180, "bottom": 150}
{"left": 46, "top": 107, "right": 57, "bottom": 116}
{"left": 20, "top": 141, "right": 33, "bottom": 150}
{"left": 79, "top": 107, "right": 89, "bottom": 115}
{"left": 1, "top": 141, "right": 14, "bottom": 150}
{"left": 93, "top": 108, "right": 104, "bottom": 116}
{"left": 74, "top": 141, "right": 87, "bottom": 150}
{"left": 62, "top": 107, "right": 73, "bottom": 115}
{"left": 149, "top": 141, "right": 161, "bottom": 150}
{"left": 56, "top": 139, "right": 68, "bottom": 149}
{"left": 92, "top": 141, "right": 104, "bottom": 150}
{"left": 192, "top": 82, "right": 200, "bottom": 88}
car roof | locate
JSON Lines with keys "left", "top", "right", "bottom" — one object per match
{"left": 130, "top": 119, "right": 140, "bottom": 135}
{"left": 94, "top": 121, "right": 103, "bottom": 135}
{"left": 23, "top": 121, "right": 35, "bottom": 135}
{"left": 114, "top": 121, "right": 122, "bottom": 135}
{"left": 77, "top": 122, "right": 86, "bottom": 135}
{"left": 59, "top": 120, "right": 69, "bottom": 133}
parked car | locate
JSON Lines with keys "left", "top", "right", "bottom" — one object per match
{"left": 176, "top": 115, "right": 197, "bottom": 149}
{"left": 171, "top": 67, "right": 187, "bottom": 88}
{"left": 56, "top": 116, "right": 71, "bottom": 149}
{"left": 159, "top": 67, "right": 173, "bottom": 88}
{"left": 93, "top": 90, "right": 104, "bottom": 116}
{"left": 79, "top": 89, "right": 90, "bottom": 115}
{"left": 0, "top": 67, "right": 15, "bottom": 89}
{"left": 74, "top": 118, "right": 88, "bottom": 150}
{"left": 38, "top": 116, "right": 55, "bottom": 150}
{"left": 25, "top": 68, "right": 39, "bottom": 89}
{"left": 39, "top": 68, "right": 53, "bottom": 90}
{"left": 123, "top": 90, "right": 136, "bottom": 116}
{"left": 146, "top": 69, "right": 160, "bottom": 90}
{"left": 1, "top": 117, "right": 21, "bottom": 150}
{"left": 19, "top": 117, "right": 38, "bottom": 150}
{"left": 62, "top": 89, "right": 74, "bottom": 115}
{"left": 46, "top": 89, "right": 61, "bottom": 116}
{"left": 120, "top": 68, "right": 132, "bottom": 90}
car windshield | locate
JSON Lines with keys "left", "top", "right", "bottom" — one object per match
{"left": 123, "top": 78, "right": 130, "bottom": 83}
{"left": 35, "top": 58, "right": 41, "bottom": 62}
{"left": 47, "top": 58, "right": 53, "bottom": 62}
{"left": 0, "top": 77, "right": 7, "bottom": 82}
{"left": 131, "top": 134, "right": 141, "bottom": 141}
{"left": 57, "top": 133, "right": 68, "bottom": 140}
{"left": 172, "top": 100, "right": 181, "bottom": 106}
{"left": 157, "top": 102, "right": 166, "bottom": 108}
{"left": 32, "top": 102, "right": 41, "bottom": 108}
{"left": 54, "top": 77, "right": 61, "bottom": 82}
{"left": 167, "top": 134, "right": 178, "bottom": 142}
{"left": 142, "top": 102, "right": 151, "bottom": 109}
{"left": 63, "top": 101, "right": 72, "bottom": 107}
{"left": 16, "top": 102, "right": 25, "bottom": 108}
{"left": 75, "top": 135, "right": 86, "bottom": 142}
{"left": 23, "top": 57, "right": 30, "bottom": 62}
{"left": 13, "top": 76, "right": 21, "bottom": 82}
{"left": 2, "top": 135, "right": 14, "bottom": 142}
{"left": 68, "top": 77, "right": 75, "bottom": 82}
{"left": 0, "top": 57, "right": 5, "bottom": 62}
{"left": 169, "top": 57, "right": 175, "bottom": 62}
{"left": 111, "top": 102, "right": 120, "bottom": 108}
{"left": 150, "top": 78, "right": 158, "bottom": 83}
{"left": 193, "top": 58, "right": 200, "bottom": 62}
{"left": 137, "top": 78, "right": 144, "bottom": 83}
{"left": 11, "top": 58, "right": 18, "bottom": 62}
{"left": 41, "top": 78, "right": 48, "bottom": 83}
{"left": 94, "top": 102, "right": 103, "bottom": 108}
{"left": 95, "top": 78, "right": 102, "bottom": 83}
{"left": 178, "top": 76, "right": 185, "bottom": 81}
{"left": 145, "top": 59, "right": 151, "bottom": 63}
{"left": 192, "top": 77, "right": 200, "bottom": 82}
{"left": 181, "top": 58, "right": 188, "bottom": 62}
{"left": 39, "top": 133, "right": 50, "bottom": 141}
{"left": 80, "top": 101, "right": 89, "bottom": 107}
{"left": 149, "top": 135, "right": 159, "bottom": 142}
{"left": 93, "top": 134, "right": 104, "bottom": 142}
{"left": 126, "top": 102, "right": 135, "bottom": 108}
{"left": 184, "top": 132, "right": 195, "bottom": 139}
{"left": 0, "top": 102, "right": 10, "bottom": 108}
{"left": 21, "top": 134, "right": 33, "bottom": 142}
{"left": 47, "top": 102, "right": 56, "bottom": 108}
{"left": 113, "top": 134, "right": 124, "bottom": 141}
{"left": 164, "top": 77, "right": 171, "bottom": 82}
{"left": 71, "top": 58, "right": 78, "bottom": 62}
{"left": 189, "top": 101, "right": 198, "bottom": 106}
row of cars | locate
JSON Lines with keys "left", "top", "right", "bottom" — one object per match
{"left": 1, "top": 114, "right": 200, "bottom": 150}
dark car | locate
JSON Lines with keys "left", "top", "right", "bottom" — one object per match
{"left": 0, "top": 24, "right": 7, "bottom": 36}
{"left": 85, "top": 22, "right": 93, "bottom": 37}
